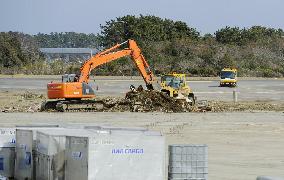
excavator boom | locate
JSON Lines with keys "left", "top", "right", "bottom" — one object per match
{"left": 79, "top": 39, "right": 154, "bottom": 89}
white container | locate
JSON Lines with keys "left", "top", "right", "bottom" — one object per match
{"left": 65, "top": 129, "right": 166, "bottom": 180}
{"left": 0, "top": 126, "right": 60, "bottom": 179}
{"left": 14, "top": 127, "right": 63, "bottom": 180}
{"left": 0, "top": 128, "right": 16, "bottom": 178}
{"left": 35, "top": 129, "right": 94, "bottom": 180}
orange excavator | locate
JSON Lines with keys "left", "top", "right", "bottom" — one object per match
{"left": 42, "top": 39, "right": 155, "bottom": 111}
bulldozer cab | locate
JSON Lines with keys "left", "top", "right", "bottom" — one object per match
{"left": 160, "top": 73, "right": 195, "bottom": 104}
{"left": 161, "top": 73, "right": 186, "bottom": 89}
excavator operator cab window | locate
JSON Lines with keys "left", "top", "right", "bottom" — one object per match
{"left": 62, "top": 74, "right": 77, "bottom": 83}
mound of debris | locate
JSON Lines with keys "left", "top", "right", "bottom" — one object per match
{"left": 86, "top": 90, "right": 194, "bottom": 113}
{"left": 124, "top": 90, "right": 192, "bottom": 112}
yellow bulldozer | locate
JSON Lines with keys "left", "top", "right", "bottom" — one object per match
{"left": 160, "top": 73, "right": 195, "bottom": 105}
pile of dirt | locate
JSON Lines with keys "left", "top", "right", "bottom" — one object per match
{"left": 209, "top": 101, "right": 284, "bottom": 112}
{"left": 124, "top": 90, "right": 192, "bottom": 112}
{"left": 89, "top": 90, "right": 193, "bottom": 113}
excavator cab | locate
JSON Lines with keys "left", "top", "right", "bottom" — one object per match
{"left": 62, "top": 74, "right": 79, "bottom": 83}
{"left": 47, "top": 74, "right": 95, "bottom": 99}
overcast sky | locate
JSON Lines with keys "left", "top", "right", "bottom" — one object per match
{"left": 1, "top": 0, "right": 283, "bottom": 35}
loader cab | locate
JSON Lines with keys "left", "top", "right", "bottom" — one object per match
{"left": 62, "top": 74, "right": 79, "bottom": 83}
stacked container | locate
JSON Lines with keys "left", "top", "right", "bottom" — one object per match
{"left": 15, "top": 127, "right": 63, "bottom": 180}
{"left": 0, "top": 125, "right": 59, "bottom": 179}
{"left": 168, "top": 144, "right": 208, "bottom": 180}
{"left": 34, "top": 129, "right": 95, "bottom": 180}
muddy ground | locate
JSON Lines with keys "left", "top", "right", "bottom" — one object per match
{"left": 1, "top": 90, "right": 284, "bottom": 113}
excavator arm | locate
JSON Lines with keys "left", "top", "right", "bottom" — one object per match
{"left": 79, "top": 39, "right": 154, "bottom": 90}
{"left": 47, "top": 39, "right": 154, "bottom": 100}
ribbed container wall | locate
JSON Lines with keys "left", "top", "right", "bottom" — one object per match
{"left": 15, "top": 129, "right": 33, "bottom": 180}
{"left": 34, "top": 129, "right": 96, "bottom": 180}
{"left": 168, "top": 145, "right": 208, "bottom": 180}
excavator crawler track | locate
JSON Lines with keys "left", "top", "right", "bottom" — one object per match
{"left": 41, "top": 100, "right": 112, "bottom": 112}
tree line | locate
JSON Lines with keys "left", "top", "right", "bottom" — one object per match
{"left": 1, "top": 15, "right": 284, "bottom": 77}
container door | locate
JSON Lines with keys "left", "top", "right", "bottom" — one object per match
{"left": 35, "top": 152, "right": 51, "bottom": 180}
{"left": 15, "top": 129, "right": 33, "bottom": 180}
{"left": 65, "top": 136, "right": 88, "bottom": 180}
{"left": 0, "top": 147, "right": 15, "bottom": 178}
